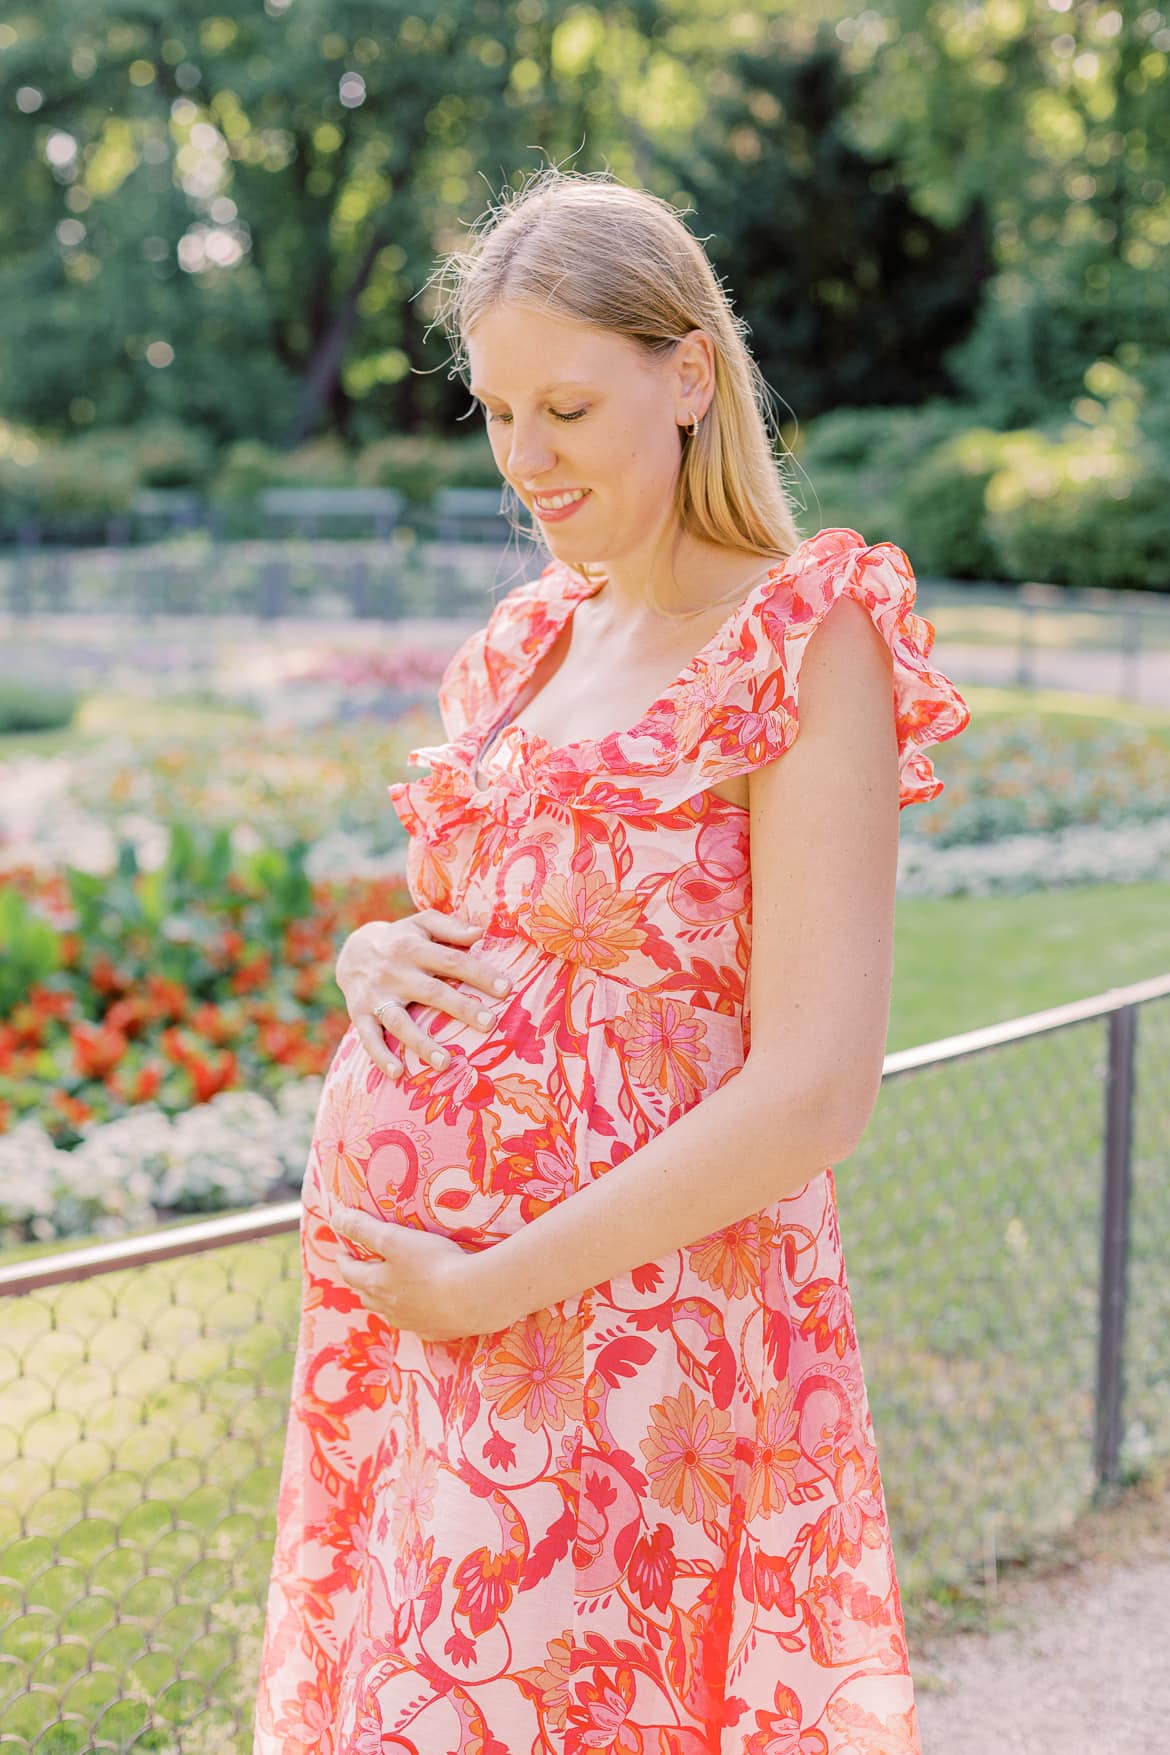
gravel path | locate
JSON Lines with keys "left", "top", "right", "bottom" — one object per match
{"left": 910, "top": 1467, "right": 1170, "bottom": 1754}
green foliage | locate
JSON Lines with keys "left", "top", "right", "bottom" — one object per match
{"left": 945, "top": 262, "right": 1170, "bottom": 430}
{"left": 985, "top": 421, "right": 1170, "bottom": 593}
{"left": 897, "top": 427, "right": 1009, "bottom": 581}
{"left": 795, "top": 401, "right": 977, "bottom": 548}
{"left": 665, "top": 29, "right": 992, "bottom": 420}
{"left": 134, "top": 420, "right": 216, "bottom": 488}
{"left": 0, "top": 431, "right": 137, "bottom": 542}
{"left": 0, "top": 682, "right": 78, "bottom": 734}
{"left": 0, "top": 888, "right": 62, "bottom": 1016}
{"left": 799, "top": 350, "right": 1170, "bottom": 588}
{"left": 354, "top": 431, "right": 501, "bottom": 502}
{"left": 65, "top": 824, "right": 313, "bottom": 998}
{"left": 0, "top": 424, "right": 212, "bottom": 540}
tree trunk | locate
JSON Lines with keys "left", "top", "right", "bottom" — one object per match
{"left": 288, "top": 222, "right": 388, "bottom": 447}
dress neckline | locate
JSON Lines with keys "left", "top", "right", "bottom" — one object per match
{"left": 471, "top": 554, "right": 788, "bottom": 788}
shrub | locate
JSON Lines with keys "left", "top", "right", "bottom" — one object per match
{"left": 353, "top": 430, "right": 501, "bottom": 502}
{"left": 897, "top": 427, "right": 1009, "bottom": 580}
{"left": 133, "top": 420, "right": 215, "bottom": 489}
{"left": 984, "top": 360, "right": 1170, "bottom": 589}
{"left": 793, "top": 401, "right": 978, "bottom": 547}
{"left": 0, "top": 430, "right": 138, "bottom": 544}
{"left": 0, "top": 682, "right": 78, "bottom": 735}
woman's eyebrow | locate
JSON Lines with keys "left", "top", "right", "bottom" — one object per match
{"left": 469, "top": 380, "right": 595, "bottom": 399}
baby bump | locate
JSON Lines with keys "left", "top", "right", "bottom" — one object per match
{"left": 305, "top": 941, "right": 588, "bottom": 1248}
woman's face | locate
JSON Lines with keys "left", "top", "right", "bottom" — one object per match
{"left": 465, "top": 302, "right": 710, "bottom": 568}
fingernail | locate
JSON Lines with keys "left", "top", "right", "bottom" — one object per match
{"left": 431, "top": 1048, "right": 448, "bottom": 1067}
{"left": 476, "top": 1009, "right": 493, "bottom": 1028}
{"left": 493, "top": 978, "right": 509, "bottom": 994}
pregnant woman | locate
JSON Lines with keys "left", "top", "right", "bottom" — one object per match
{"left": 254, "top": 169, "right": 970, "bottom": 1754}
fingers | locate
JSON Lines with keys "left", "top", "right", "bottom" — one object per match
{"left": 331, "top": 1206, "right": 384, "bottom": 1253}
{"left": 421, "top": 910, "right": 488, "bottom": 945}
{"left": 420, "top": 915, "right": 511, "bottom": 997}
{"left": 354, "top": 1013, "right": 402, "bottom": 1079}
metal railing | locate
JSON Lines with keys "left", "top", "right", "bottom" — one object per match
{"left": 1, "top": 972, "right": 1167, "bottom": 1750}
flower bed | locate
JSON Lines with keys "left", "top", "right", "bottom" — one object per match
{"left": 0, "top": 824, "right": 411, "bottom": 1155}
{"left": 0, "top": 1080, "right": 321, "bottom": 1247}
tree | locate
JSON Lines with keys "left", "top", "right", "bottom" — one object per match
{"left": 660, "top": 25, "right": 992, "bottom": 421}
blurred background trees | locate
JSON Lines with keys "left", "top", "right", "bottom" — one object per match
{"left": 1, "top": 0, "right": 1167, "bottom": 584}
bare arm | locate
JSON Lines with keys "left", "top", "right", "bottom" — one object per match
{"left": 461, "top": 594, "right": 901, "bottom": 1332}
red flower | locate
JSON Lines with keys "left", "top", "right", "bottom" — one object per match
{"left": 229, "top": 953, "right": 271, "bottom": 995}
{"left": 28, "top": 984, "right": 74, "bottom": 1019}
{"left": 104, "top": 995, "right": 150, "bottom": 1040}
{"left": 753, "top": 1550, "right": 796, "bottom": 1614}
{"left": 132, "top": 1061, "right": 164, "bottom": 1103}
{"left": 50, "top": 1090, "right": 92, "bottom": 1126}
{"left": 627, "top": 1522, "right": 675, "bottom": 1613}
{"left": 144, "top": 972, "right": 188, "bottom": 1021}
{"left": 72, "top": 1021, "right": 129, "bottom": 1079}
{"left": 443, "top": 1628, "right": 475, "bottom": 1667}
{"left": 260, "top": 1021, "right": 302, "bottom": 1064}
{"left": 160, "top": 1026, "right": 194, "bottom": 1066}
{"left": 451, "top": 1545, "right": 521, "bottom": 1635}
{"left": 190, "top": 1003, "right": 237, "bottom": 1046}
{"left": 89, "top": 955, "right": 128, "bottom": 997}
{"left": 188, "top": 1050, "right": 239, "bottom": 1103}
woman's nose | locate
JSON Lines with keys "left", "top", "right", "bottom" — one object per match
{"left": 507, "top": 424, "right": 557, "bottom": 480}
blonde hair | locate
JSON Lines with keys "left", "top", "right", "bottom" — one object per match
{"left": 424, "top": 167, "right": 805, "bottom": 619}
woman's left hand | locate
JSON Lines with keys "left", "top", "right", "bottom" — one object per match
{"left": 328, "top": 1206, "right": 495, "bottom": 1342}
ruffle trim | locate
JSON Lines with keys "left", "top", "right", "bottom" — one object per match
{"left": 388, "top": 528, "right": 970, "bottom": 828}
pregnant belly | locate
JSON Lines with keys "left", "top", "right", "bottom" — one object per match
{"left": 304, "top": 935, "right": 592, "bottom": 1249}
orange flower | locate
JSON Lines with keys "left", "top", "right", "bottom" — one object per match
{"left": 745, "top": 1680, "right": 829, "bottom": 1755}
{"left": 610, "top": 990, "right": 710, "bottom": 1108}
{"left": 516, "top": 1630, "right": 574, "bottom": 1734}
{"left": 481, "top": 1306, "right": 584, "bottom": 1432}
{"left": 639, "top": 1381, "right": 735, "bottom": 1525}
{"left": 314, "top": 1079, "right": 378, "bottom": 1203}
{"left": 687, "top": 1218, "right": 759, "bottom": 1298}
{"left": 794, "top": 1276, "right": 853, "bottom": 1358}
{"left": 526, "top": 870, "right": 645, "bottom": 969}
{"left": 746, "top": 1383, "right": 801, "bottom": 1519}
{"left": 390, "top": 1446, "right": 438, "bottom": 1546}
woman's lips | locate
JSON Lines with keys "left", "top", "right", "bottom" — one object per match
{"left": 532, "top": 490, "right": 591, "bottom": 523}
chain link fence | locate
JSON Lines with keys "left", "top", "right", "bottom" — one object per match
{"left": 1, "top": 975, "right": 1166, "bottom": 1751}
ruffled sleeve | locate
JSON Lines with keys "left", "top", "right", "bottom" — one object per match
{"left": 669, "top": 527, "right": 971, "bottom": 812}
{"left": 429, "top": 564, "right": 560, "bottom": 743}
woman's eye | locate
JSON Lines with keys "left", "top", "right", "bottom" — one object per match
{"left": 485, "top": 409, "right": 587, "bottom": 425}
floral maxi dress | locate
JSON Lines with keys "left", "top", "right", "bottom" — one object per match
{"left": 254, "top": 526, "right": 971, "bottom": 1755}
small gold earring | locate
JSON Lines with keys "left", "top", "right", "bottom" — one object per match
{"left": 685, "top": 409, "right": 700, "bottom": 437}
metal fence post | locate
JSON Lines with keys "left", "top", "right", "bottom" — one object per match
{"left": 1094, "top": 1003, "right": 1137, "bottom": 1488}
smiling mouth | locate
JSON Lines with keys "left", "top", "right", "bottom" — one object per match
{"left": 531, "top": 488, "right": 590, "bottom": 511}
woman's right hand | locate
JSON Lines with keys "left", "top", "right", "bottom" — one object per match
{"left": 335, "top": 910, "right": 513, "bottom": 1080}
